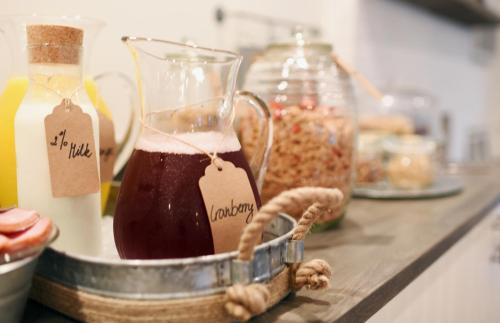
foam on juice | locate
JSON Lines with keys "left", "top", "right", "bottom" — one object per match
{"left": 135, "top": 131, "right": 241, "bottom": 155}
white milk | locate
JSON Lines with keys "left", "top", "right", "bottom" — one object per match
{"left": 15, "top": 64, "right": 102, "bottom": 256}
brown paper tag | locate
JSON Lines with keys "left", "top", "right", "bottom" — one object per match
{"left": 199, "top": 159, "right": 258, "bottom": 254}
{"left": 97, "top": 111, "right": 117, "bottom": 182}
{"left": 44, "top": 100, "right": 100, "bottom": 197}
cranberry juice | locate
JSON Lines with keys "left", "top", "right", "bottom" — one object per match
{"left": 113, "top": 132, "right": 261, "bottom": 259}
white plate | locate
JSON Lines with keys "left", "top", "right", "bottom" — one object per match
{"left": 353, "top": 176, "right": 464, "bottom": 199}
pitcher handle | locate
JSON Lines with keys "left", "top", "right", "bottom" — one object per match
{"left": 234, "top": 90, "right": 273, "bottom": 191}
{"left": 94, "top": 72, "right": 141, "bottom": 176}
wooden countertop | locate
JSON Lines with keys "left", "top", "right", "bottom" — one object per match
{"left": 256, "top": 169, "right": 500, "bottom": 323}
{"left": 23, "top": 169, "right": 500, "bottom": 323}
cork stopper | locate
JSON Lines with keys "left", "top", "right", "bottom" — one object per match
{"left": 27, "top": 25, "right": 83, "bottom": 64}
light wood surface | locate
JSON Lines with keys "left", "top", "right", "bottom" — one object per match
{"left": 23, "top": 169, "right": 500, "bottom": 323}
{"left": 255, "top": 170, "right": 500, "bottom": 322}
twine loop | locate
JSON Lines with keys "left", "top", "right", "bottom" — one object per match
{"left": 225, "top": 283, "right": 270, "bottom": 322}
{"left": 291, "top": 259, "right": 332, "bottom": 290}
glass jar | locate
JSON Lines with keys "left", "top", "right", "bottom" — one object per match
{"left": 381, "top": 89, "right": 439, "bottom": 138}
{"left": 241, "top": 29, "right": 356, "bottom": 228}
{"left": 384, "top": 135, "right": 437, "bottom": 189}
{"left": 356, "top": 132, "right": 385, "bottom": 185}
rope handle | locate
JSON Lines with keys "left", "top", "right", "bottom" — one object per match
{"left": 225, "top": 187, "right": 343, "bottom": 321}
{"left": 237, "top": 187, "right": 344, "bottom": 262}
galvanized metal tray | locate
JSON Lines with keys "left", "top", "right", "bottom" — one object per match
{"left": 35, "top": 213, "right": 296, "bottom": 300}
{"left": 353, "top": 175, "right": 464, "bottom": 199}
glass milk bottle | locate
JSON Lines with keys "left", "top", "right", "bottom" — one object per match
{"left": 0, "top": 15, "right": 137, "bottom": 213}
{"left": 15, "top": 25, "right": 102, "bottom": 256}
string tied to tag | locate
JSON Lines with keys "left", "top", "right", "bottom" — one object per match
{"left": 62, "top": 98, "right": 73, "bottom": 111}
{"left": 212, "top": 156, "right": 224, "bottom": 171}
{"left": 29, "top": 77, "right": 83, "bottom": 109}
{"left": 139, "top": 118, "right": 227, "bottom": 170}
{"left": 136, "top": 92, "right": 234, "bottom": 170}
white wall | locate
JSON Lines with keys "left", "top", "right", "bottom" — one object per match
{"left": 347, "top": 0, "right": 496, "bottom": 161}
{"left": 487, "top": 30, "right": 500, "bottom": 158}
{"left": 0, "top": 0, "right": 497, "bottom": 160}
{"left": 0, "top": 0, "right": 325, "bottom": 140}
{"left": 318, "top": 0, "right": 496, "bottom": 161}
{"left": 0, "top": 0, "right": 323, "bottom": 78}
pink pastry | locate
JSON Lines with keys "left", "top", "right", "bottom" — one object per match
{"left": 4, "top": 217, "right": 52, "bottom": 253}
{"left": 0, "top": 208, "right": 40, "bottom": 233}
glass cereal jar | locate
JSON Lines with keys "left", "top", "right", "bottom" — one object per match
{"left": 240, "top": 29, "right": 356, "bottom": 229}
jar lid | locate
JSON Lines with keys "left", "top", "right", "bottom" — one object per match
{"left": 383, "top": 135, "right": 437, "bottom": 155}
{"left": 266, "top": 26, "right": 332, "bottom": 53}
{"left": 27, "top": 24, "right": 83, "bottom": 64}
{"left": 243, "top": 26, "right": 352, "bottom": 106}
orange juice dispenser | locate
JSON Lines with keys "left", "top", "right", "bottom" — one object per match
{"left": 0, "top": 15, "right": 29, "bottom": 208}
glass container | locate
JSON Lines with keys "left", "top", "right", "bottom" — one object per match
{"left": 384, "top": 135, "right": 437, "bottom": 189}
{"left": 358, "top": 88, "right": 442, "bottom": 143}
{"left": 115, "top": 38, "right": 272, "bottom": 259}
{"left": 381, "top": 89, "right": 439, "bottom": 138}
{"left": 14, "top": 24, "right": 102, "bottom": 256}
{"left": 356, "top": 132, "right": 385, "bottom": 185}
{"left": 242, "top": 29, "right": 356, "bottom": 228}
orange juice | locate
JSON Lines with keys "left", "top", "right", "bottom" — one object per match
{"left": 0, "top": 76, "right": 29, "bottom": 208}
{"left": 84, "top": 78, "right": 113, "bottom": 211}
{"left": 0, "top": 76, "right": 114, "bottom": 211}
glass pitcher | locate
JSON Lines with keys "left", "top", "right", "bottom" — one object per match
{"left": 114, "top": 37, "right": 272, "bottom": 259}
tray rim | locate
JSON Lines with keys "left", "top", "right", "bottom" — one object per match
{"left": 44, "top": 212, "right": 297, "bottom": 267}
{"left": 35, "top": 213, "right": 297, "bottom": 300}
